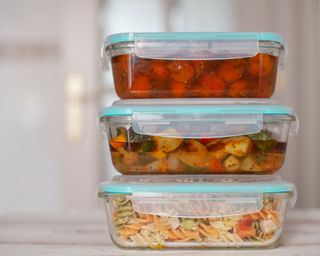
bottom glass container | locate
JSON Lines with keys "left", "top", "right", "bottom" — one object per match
{"left": 98, "top": 175, "right": 296, "bottom": 249}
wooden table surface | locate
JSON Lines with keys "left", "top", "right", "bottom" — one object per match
{"left": 0, "top": 209, "right": 319, "bottom": 256}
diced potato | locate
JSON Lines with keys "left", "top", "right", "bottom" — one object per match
{"left": 259, "top": 219, "right": 277, "bottom": 235}
{"left": 145, "top": 157, "right": 168, "bottom": 173}
{"left": 240, "top": 156, "right": 261, "bottom": 172}
{"left": 221, "top": 136, "right": 245, "bottom": 143}
{"left": 208, "top": 147, "right": 228, "bottom": 160}
{"left": 117, "top": 148, "right": 138, "bottom": 165}
{"left": 150, "top": 151, "right": 167, "bottom": 159}
{"left": 167, "top": 154, "right": 180, "bottom": 171}
{"left": 188, "top": 140, "right": 208, "bottom": 152}
{"left": 178, "top": 152, "right": 208, "bottom": 169}
{"left": 224, "top": 136, "right": 253, "bottom": 157}
{"left": 223, "top": 155, "right": 240, "bottom": 171}
{"left": 123, "top": 152, "right": 138, "bottom": 165}
{"left": 153, "top": 130, "right": 183, "bottom": 153}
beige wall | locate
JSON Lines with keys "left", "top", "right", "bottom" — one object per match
{"left": 0, "top": 0, "right": 319, "bottom": 214}
{"left": 0, "top": 0, "right": 101, "bottom": 214}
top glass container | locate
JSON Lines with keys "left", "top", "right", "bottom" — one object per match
{"left": 102, "top": 32, "right": 286, "bottom": 99}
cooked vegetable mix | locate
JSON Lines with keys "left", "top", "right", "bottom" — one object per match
{"left": 108, "top": 128, "right": 286, "bottom": 174}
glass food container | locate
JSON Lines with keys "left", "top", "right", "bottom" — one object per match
{"left": 102, "top": 32, "right": 286, "bottom": 99}
{"left": 99, "top": 99, "right": 298, "bottom": 175}
{"left": 98, "top": 175, "right": 296, "bottom": 249}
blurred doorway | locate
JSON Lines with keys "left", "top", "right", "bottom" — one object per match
{"left": 0, "top": 0, "right": 101, "bottom": 214}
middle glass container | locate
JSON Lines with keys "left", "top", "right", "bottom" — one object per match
{"left": 99, "top": 99, "right": 298, "bottom": 175}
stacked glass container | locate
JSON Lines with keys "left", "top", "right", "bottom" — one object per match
{"left": 98, "top": 32, "right": 298, "bottom": 249}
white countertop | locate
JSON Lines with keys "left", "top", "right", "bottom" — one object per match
{"left": 0, "top": 209, "right": 319, "bottom": 256}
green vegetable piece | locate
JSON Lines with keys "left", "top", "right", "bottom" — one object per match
{"left": 248, "top": 130, "right": 273, "bottom": 141}
{"left": 253, "top": 139, "right": 278, "bottom": 153}
{"left": 248, "top": 130, "right": 277, "bottom": 153}
{"left": 140, "top": 141, "right": 155, "bottom": 152}
{"left": 181, "top": 219, "right": 196, "bottom": 230}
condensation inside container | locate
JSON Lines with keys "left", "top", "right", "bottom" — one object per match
{"left": 130, "top": 193, "right": 264, "bottom": 218}
{"left": 134, "top": 40, "right": 260, "bottom": 60}
{"left": 132, "top": 113, "right": 264, "bottom": 138}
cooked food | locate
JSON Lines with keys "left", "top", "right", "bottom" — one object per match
{"left": 109, "top": 128, "right": 286, "bottom": 174}
{"left": 109, "top": 195, "right": 283, "bottom": 248}
{"left": 111, "top": 54, "right": 278, "bottom": 99}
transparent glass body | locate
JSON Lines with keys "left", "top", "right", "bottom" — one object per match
{"left": 100, "top": 191, "right": 292, "bottom": 249}
{"left": 100, "top": 110, "right": 296, "bottom": 175}
{"left": 104, "top": 40, "right": 283, "bottom": 99}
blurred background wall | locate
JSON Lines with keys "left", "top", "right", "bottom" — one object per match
{"left": 0, "top": 0, "right": 319, "bottom": 214}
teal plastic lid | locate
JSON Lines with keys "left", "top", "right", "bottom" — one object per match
{"left": 99, "top": 99, "right": 294, "bottom": 118}
{"left": 99, "top": 99, "right": 298, "bottom": 138}
{"left": 99, "top": 175, "right": 295, "bottom": 195}
{"left": 106, "top": 32, "right": 284, "bottom": 45}
{"left": 102, "top": 32, "right": 286, "bottom": 67}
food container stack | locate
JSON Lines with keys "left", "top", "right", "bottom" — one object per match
{"left": 97, "top": 32, "right": 298, "bottom": 249}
